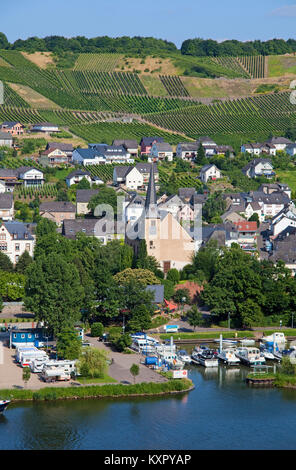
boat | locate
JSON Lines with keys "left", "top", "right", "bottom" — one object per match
{"left": 235, "top": 347, "right": 265, "bottom": 366}
{"left": 240, "top": 339, "right": 256, "bottom": 346}
{"left": 214, "top": 339, "right": 237, "bottom": 347}
{"left": 259, "top": 347, "right": 276, "bottom": 361}
{"left": 177, "top": 350, "right": 192, "bottom": 364}
{"left": 157, "top": 350, "right": 184, "bottom": 370}
{"left": 261, "top": 332, "right": 286, "bottom": 344}
{"left": 217, "top": 348, "right": 241, "bottom": 365}
{"left": 193, "top": 349, "right": 219, "bottom": 368}
{"left": 0, "top": 400, "right": 10, "bottom": 413}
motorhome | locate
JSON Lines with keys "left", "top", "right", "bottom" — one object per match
{"left": 40, "top": 360, "right": 77, "bottom": 382}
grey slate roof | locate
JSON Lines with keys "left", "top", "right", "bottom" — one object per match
{"left": 66, "top": 170, "right": 91, "bottom": 180}
{"left": 76, "top": 189, "right": 99, "bottom": 203}
{"left": 47, "top": 142, "right": 74, "bottom": 152}
{"left": 146, "top": 284, "right": 164, "bottom": 304}
{"left": 62, "top": 218, "right": 118, "bottom": 239}
{"left": 0, "top": 131, "right": 13, "bottom": 140}
{"left": 4, "top": 221, "right": 34, "bottom": 240}
{"left": 135, "top": 162, "right": 158, "bottom": 174}
{"left": 0, "top": 193, "right": 13, "bottom": 209}
{"left": 152, "top": 142, "right": 173, "bottom": 152}
{"left": 113, "top": 139, "right": 138, "bottom": 148}
{"left": 114, "top": 166, "right": 133, "bottom": 179}
{"left": 141, "top": 137, "right": 164, "bottom": 146}
{"left": 39, "top": 201, "right": 75, "bottom": 213}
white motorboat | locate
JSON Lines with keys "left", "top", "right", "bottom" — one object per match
{"left": 217, "top": 348, "right": 241, "bottom": 365}
{"left": 177, "top": 350, "right": 192, "bottom": 364}
{"left": 214, "top": 339, "right": 237, "bottom": 347}
{"left": 157, "top": 350, "right": 184, "bottom": 370}
{"left": 240, "top": 339, "right": 256, "bottom": 346}
{"left": 235, "top": 347, "right": 265, "bottom": 366}
{"left": 0, "top": 399, "right": 10, "bottom": 413}
{"left": 261, "top": 332, "right": 286, "bottom": 344}
{"left": 193, "top": 349, "right": 219, "bottom": 368}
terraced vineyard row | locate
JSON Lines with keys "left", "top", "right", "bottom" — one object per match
{"left": 74, "top": 53, "right": 123, "bottom": 71}
{"left": 145, "top": 92, "right": 296, "bottom": 138}
{"left": 87, "top": 164, "right": 119, "bottom": 182}
{"left": 0, "top": 157, "right": 38, "bottom": 169}
{"left": 15, "top": 183, "right": 58, "bottom": 198}
{"left": 69, "top": 122, "right": 191, "bottom": 145}
{"left": 72, "top": 70, "right": 147, "bottom": 95}
{"left": 0, "top": 106, "right": 43, "bottom": 124}
{"left": 3, "top": 84, "right": 30, "bottom": 107}
{"left": 237, "top": 55, "right": 266, "bottom": 78}
{"left": 212, "top": 57, "right": 250, "bottom": 78}
{"left": 158, "top": 167, "right": 202, "bottom": 190}
{"left": 159, "top": 76, "right": 190, "bottom": 97}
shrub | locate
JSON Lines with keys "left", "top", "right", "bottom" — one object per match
{"left": 90, "top": 322, "right": 104, "bottom": 337}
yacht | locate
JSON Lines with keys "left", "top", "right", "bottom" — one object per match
{"left": 157, "top": 350, "right": 184, "bottom": 370}
{"left": 235, "top": 347, "right": 265, "bottom": 366}
{"left": 0, "top": 399, "right": 10, "bottom": 413}
{"left": 259, "top": 344, "right": 276, "bottom": 361}
{"left": 177, "top": 350, "right": 192, "bottom": 364}
{"left": 262, "top": 332, "right": 286, "bottom": 344}
{"left": 240, "top": 339, "right": 256, "bottom": 346}
{"left": 217, "top": 348, "right": 241, "bottom": 365}
{"left": 193, "top": 349, "right": 219, "bottom": 368}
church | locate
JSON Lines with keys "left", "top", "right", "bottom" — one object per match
{"left": 126, "top": 165, "right": 198, "bottom": 273}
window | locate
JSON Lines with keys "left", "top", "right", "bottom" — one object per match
{"left": 0, "top": 243, "right": 7, "bottom": 251}
{"left": 0, "top": 234, "right": 6, "bottom": 240}
{"left": 15, "top": 244, "right": 20, "bottom": 251}
{"left": 21, "top": 334, "right": 25, "bottom": 339}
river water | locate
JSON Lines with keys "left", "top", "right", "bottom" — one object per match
{"left": 1, "top": 361, "right": 296, "bottom": 450}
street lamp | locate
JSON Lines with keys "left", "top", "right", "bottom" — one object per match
{"left": 181, "top": 297, "right": 186, "bottom": 317}
{"left": 228, "top": 312, "right": 231, "bottom": 330}
{"left": 292, "top": 313, "right": 294, "bottom": 330}
{"left": 280, "top": 320, "right": 282, "bottom": 330}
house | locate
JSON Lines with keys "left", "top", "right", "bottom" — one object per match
{"left": 76, "top": 189, "right": 99, "bottom": 215}
{"left": 265, "top": 136, "right": 292, "bottom": 152}
{"left": 176, "top": 142, "right": 199, "bottom": 161}
{"left": 113, "top": 166, "right": 144, "bottom": 190}
{"left": 242, "top": 159, "right": 275, "bottom": 179}
{"left": 214, "top": 145, "right": 235, "bottom": 157}
{"left": 241, "top": 143, "right": 276, "bottom": 156}
{"left": 259, "top": 182, "right": 291, "bottom": 200}
{"left": 286, "top": 143, "right": 296, "bottom": 157}
{"left": 135, "top": 163, "right": 159, "bottom": 187}
{"left": 178, "top": 188, "right": 196, "bottom": 203}
{"left": 201, "top": 222, "right": 239, "bottom": 248}
{"left": 46, "top": 142, "right": 74, "bottom": 158}
{"left": 0, "top": 169, "right": 20, "bottom": 191}
{"left": 66, "top": 170, "right": 92, "bottom": 187}
{"left": 31, "top": 123, "right": 59, "bottom": 133}
{"left": 270, "top": 204, "right": 296, "bottom": 238}
{"left": 112, "top": 139, "right": 138, "bottom": 158}
{"left": 0, "top": 121, "right": 24, "bottom": 136}
{"left": 62, "top": 218, "right": 124, "bottom": 245}
{"left": 233, "top": 220, "right": 257, "bottom": 250}
{"left": 270, "top": 231, "right": 296, "bottom": 275}
{"left": 0, "top": 131, "right": 13, "bottom": 148}
{"left": 158, "top": 194, "right": 194, "bottom": 222}
{"left": 16, "top": 167, "right": 44, "bottom": 187}
{"left": 140, "top": 137, "right": 164, "bottom": 155}
{"left": 39, "top": 148, "right": 70, "bottom": 167}
{"left": 72, "top": 145, "right": 133, "bottom": 166}
{"left": 247, "top": 190, "right": 289, "bottom": 219}
{"left": 0, "top": 181, "right": 5, "bottom": 193}
{"left": 200, "top": 164, "right": 222, "bottom": 183}
{"left": 196, "top": 137, "right": 217, "bottom": 157}
{"left": 39, "top": 201, "right": 76, "bottom": 226}
{"left": 149, "top": 142, "right": 173, "bottom": 162}
{"left": 0, "top": 193, "right": 14, "bottom": 220}
{"left": 244, "top": 202, "right": 263, "bottom": 222}
{"left": 125, "top": 195, "right": 145, "bottom": 222}
{"left": 9, "top": 328, "right": 53, "bottom": 348}
{"left": 0, "top": 221, "right": 35, "bottom": 264}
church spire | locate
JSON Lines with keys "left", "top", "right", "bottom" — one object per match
{"left": 145, "top": 164, "right": 159, "bottom": 219}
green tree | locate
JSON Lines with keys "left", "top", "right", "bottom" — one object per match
{"left": 15, "top": 251, "right": 33, "bottom": 274}
{"left": 0, "top": 252, "right": 13, "bottom": 272}
{"left": 113, "top": 268, "right": 160, "bottom": 287}
{"left": 248, "top": 213, "right": 260, "bottom": 227}
{"left": 76, "top": 177, "right": 91, "bottom": 189}
{"left": 78, "top": 347, "right": 109, "bottom": 378}
{"left": 56, "top": 327, "right": 82, "bottom": 360}
{"left": 187, "top": 305, "right": 203, "bottom": 330}
{"left": 35, "top": 218, "right": 57, "bottom": 237}
{"left": 90, "top": 322, "right": 104, "bottom": 337}
{"left": 166, "top": 268, "right": 180, "bottom": 285}
{"left": 24, "top": 254, "right": 84, "bottom": 335}
{"left": 173, "top": 288, "right": 191, "bottom": 305}
{"left": 114, "top": 333, "right": 132, "bottom": 352}
{"left": 22, "top": 367, "right": 31, "bottom": 388}
{"left": 88, "top": 185, "right": 118, "bottom": 215}
{"left": 127, "top": 305, "right": 152, "bottom": 332}
{"left": 130, "top": 363, "right": 140, "bottom": 384}
{"left": 196, "top": 143, "right": 207, "bottom": 165}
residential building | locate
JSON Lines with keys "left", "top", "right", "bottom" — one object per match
{"left": 241, "top": 142, "right": 276, "bottom": 156}
{"left": 113, "top": 166, "right": 143, "bottom": 190}
{"left": 244, "top": 201, "right": 263, "bottom": 222}
{"left": 31, "top": 123, "right": 59, "bottom": 133}
{"left": 265, "top": 136, "right": 293, "bottom": 152}
{"left": 62, "top": 218, "right": 124, "bottom": 245}
{"left": 0, "top": 193, "right": 14, "bottom": 220}
{"left": 270, "top": 231, "right": 296, "bottom": 275}
{"left": 0, "top": 131, "right": 13, "bottom": 148}
{"left": 72, "top": 144, "right": 133, "bottom": 166}
{"left": 112, "top": 139, "right": 138, "bottom": 158}
{"left": 140, "top": 137, "right": 164, "bottom": 155}
{"left": 17, "top": 167, "right": 44, "bottom": 187}
{"left": 39, "top": 148, "right": 70, "bottom": 167}
{"left": 178, "top": 188, "right": 196, "bottom": 203}
{"left": 200, "top": 164, "right": 222, "bottom": 183}
{"left": 0, "top": 221, "right": 35, "bottom": 264}
{"left": 135, "top": 163, "right": 159, "bottom": 186}
{"left": 242, "top": 159, "right": 275, "bottom": 179}
{"left": 46, "top": 142, "right": 74, "bottom": 159}
{"left": 214, "top": 145, "right": 235, "bottom": 156}
{"left": 233, "top": 220, "right": 258, "bottom": 250}
{"left": 259, "top": 182, "right": 291, "bottom": 199}
{"left": 286, "top": 143, "right": 296, "bottom": 157}
{"left": 0, "top": 121, "right": 24, "bottom": 136}
{"left": 39, "top": 201, "right": 76, "bottom": 226}
{"left": 247, "top": 190, "right": 289, "bottom": 219}
{"left": 270, "top": 204, "right": 296, "bottom": 238}
{"left": 76, "top": 189, "right": 99, "bottom": 215}
{"left": 176, "top": 142, "right": 199, "bottom": 161}
{"left": 196, "top": 137, "right": 217, "bottom": 157}
{"left": 66, "top": 170, "right": 92, "bottom": 187}
{"left": 149, "top": 142, "right": 173, "bottom": 162}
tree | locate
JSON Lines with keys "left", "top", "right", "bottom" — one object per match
{"left": 77, "top": 347, "right": 109, "bottom": 378}
{"left": 35, "top": 218, "right": 57, "bottom": 237}
{"left": 56, "top": 327, "right": 82, "bottom": 360}
{"left": 166, "top": 268, "right": 180, "bottom": 285}
{"left": 90, "top": 322, "right": 104, "bottom": 337}
{"left": 127, "top": 305, "right": 152, "bottom": 332}
{"left": 113, "top": 333, "right": 132, "bottom": 352}
{"left": 130, "top": 363, "right": 140, "bottom": 384}
{"left": 22, "top": 367, "right": 31, "bottom": 388}
{"left": 173, "top": 288, "right": 191, "bottom": 305}
{"left": 76, "top": 177, "right": 91, "bottom": 189}
{"left": 0, "top": 252, "right": 13, "bottom": 272}
{"left": 191, "top": 240, "right": 219, "bottom": 282}
{"left": 187, "top": 305, "right": 203, "bottom": 330}
{"left": 248, "top": 213, "right": 260, "bottom": 228}
{"left": 88, "top": 185, "right": 118, "bottom": 215}
{"left": 113, "top": 268, "right": 160, "bottom": 287}
{"left": 15, "top": 251, "right": 33, "bottom": 274}
{"left": 24, "top": 254, "right": 84, "bottom": 335}
{"left": 196, "top": 143, "right": 207, "bottom": 165}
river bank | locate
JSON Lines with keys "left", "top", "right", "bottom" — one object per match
{"left": 0, "top": 378, "right": 194, "bottom": 402}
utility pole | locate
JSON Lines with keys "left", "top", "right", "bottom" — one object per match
{"left": 228, "top": 312, "right": 231, "bottom": 330}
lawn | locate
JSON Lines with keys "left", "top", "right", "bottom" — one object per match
{"left": 77, "top": 375, "right": 117, "bottom": 384}
{"left": 276, "top": 170, "right": 296, "bottom": 192}
{"left": 268, "top": 55, "right": 296, "bottom": 77}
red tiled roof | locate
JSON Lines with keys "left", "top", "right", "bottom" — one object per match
{"left": 234, "top": 221, "right": 257, "bottom": 232}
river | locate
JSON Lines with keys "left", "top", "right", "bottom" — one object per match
{"left": 1, "top": 361, "right": 296, "bottom": 450}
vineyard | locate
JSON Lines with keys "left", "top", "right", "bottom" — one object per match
{"left": 159, "top": 76, "right": 190, "bottom": 97}
{"left": 158, "top": 166, "right": 202, "bottom": 190}
{"left": 15, "top": 183, "right": 58, "bottom": 199}
{"left": 74, "top": 53, "right": 123, "bottom": 71}
{"left": 212, "top": 57, "right": 250, "bottom": 78}
{"left": 237, "top": 56, "right": 266, "bottom": 79}
{"left": 3, "top": 84, "right": 31, "bottom": 108}
{"left": 144, "top": 91, "right": 296, "bottom": 139}
{"left": 69, "top": 122, "right": 191, "bottom": 145}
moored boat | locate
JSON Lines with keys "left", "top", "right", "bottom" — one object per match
{"left": 0, "top": 399, "right": 10, "bottom": 413}
{"left": 235, "top": 347, "right": 265, "bottom": 366}
{"left": 217, "top": 348, "right": 241, "bottom": 365}
{"left": 194, "top": 349, "right": 219, "bottom": 368}
{"left": 177, "top": 350, "right": 192, "bottom": 364}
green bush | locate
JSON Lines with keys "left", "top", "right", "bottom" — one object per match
{"left": 90, "top": 322, "right": 104, "bottom": 337}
